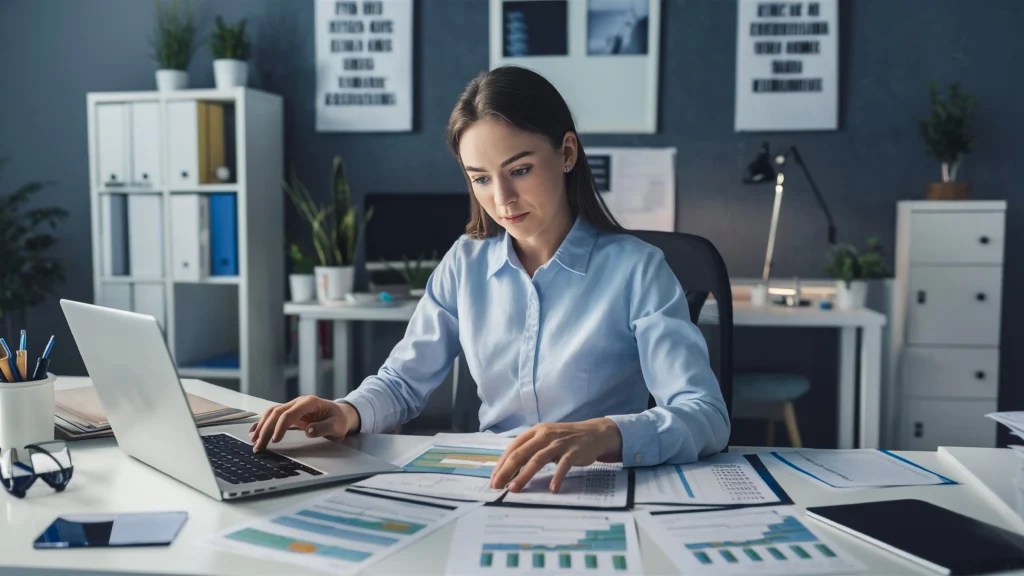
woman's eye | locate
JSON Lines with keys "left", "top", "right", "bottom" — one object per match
{"left": 511, "top": 166, "right": 531, "bottom": 177}
{"left": 472, "top": 176, "right": 490, "bottom": 185}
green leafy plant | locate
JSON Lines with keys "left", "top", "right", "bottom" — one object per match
{"left": 288, "top": 243, "right": 315, "bottom": 275}
{"left": 824, "top": 237, "right": 889, "bottom": 288}
{"left": 920, "top": 80, "right": 978, "bottom": 182}
{"left": 385, "top": 251, "right": 438, "bottom": 290}
{"left": 282, "top": 156, "right": 373, "bottom": 267}
{"left": 0, "top": 158, "right": 69, "bottom": 337}
{"left": 209, "top": 15, "right": 250, "bottom": 60}
{"left": 150, "top": 0, "right": 199, "bottom": 70}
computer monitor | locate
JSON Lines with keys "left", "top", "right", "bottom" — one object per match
{"left": 363, "top": 193, "right": 470, "bottom": 270}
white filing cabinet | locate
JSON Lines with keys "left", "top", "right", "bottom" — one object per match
{"left": 890, "top": 201, "right": 1006, "bottom": 450}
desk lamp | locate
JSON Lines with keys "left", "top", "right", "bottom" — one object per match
{"left": 743, "top": 141, "right": 838, "bottom": 284}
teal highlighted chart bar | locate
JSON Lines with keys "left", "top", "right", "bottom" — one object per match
{"left": 694, "top": 551, "right": 712, "bottom": 565}
{"left": 768, "top": 547, "right": 787, "bottom": 560}
{"left": 534, "top": 553, "right": 545, "bottom": 568}
{"left": 792, "top": 545, "right": 811, "bottom": 559}
{"left": 816, "top": 544, "right": 837, "bottom": 558}
{"left": 744, "top": 548, "right": 763, "bottom": 561}
{"left": 507, "top": 552, "right": 519, "bottom": 568}
{"left": 720, "top": 550, "right": 739, "bottom": 563}
{"left": 480, "top": 552, "right": 493, "bottom": 567}
{"left": 613, "top": 555, "right": 627, "bottom": 570}
{"left": 560, "top": 553, "right": 571, "bottom": 568}
{"left": 586, "top": 554, "right": 598, "bottom": 569}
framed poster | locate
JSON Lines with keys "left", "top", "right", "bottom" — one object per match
{"left": 490, "top": 0, "right": 661, "bottom": 134}
{"left": 315, "top": 0, "right": 413, "bottom": 132}
{"left": 734, "top": 0, "right": 839, "bottom": 131}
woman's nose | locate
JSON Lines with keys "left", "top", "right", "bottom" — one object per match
{"left": 492, "top": 178, "right": 518, "bottom": 208}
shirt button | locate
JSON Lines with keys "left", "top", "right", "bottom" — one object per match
{"left": 634, "top": 453, "right": 643, "bottom": 464}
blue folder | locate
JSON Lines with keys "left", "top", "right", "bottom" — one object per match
{"left": 209, "top": 194, "right": 238, "bottom": 276}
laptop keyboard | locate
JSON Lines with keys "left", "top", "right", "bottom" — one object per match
{"left": 202, "top": 434, "right": 324, "bottom": 485}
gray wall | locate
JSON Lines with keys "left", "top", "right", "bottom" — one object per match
{"left": 2, "top": 0, "right": 1021, "bottom": 444}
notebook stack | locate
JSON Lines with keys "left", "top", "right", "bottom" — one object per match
{"left": 985, "top": 412, "right": 1024, "bottom": 461}
{"left": 55, "top": 386, "right": 256, "bottom": 440}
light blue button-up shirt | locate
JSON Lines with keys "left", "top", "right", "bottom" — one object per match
{"left": 341, "top": 217, "right": 730, "bottom": 466}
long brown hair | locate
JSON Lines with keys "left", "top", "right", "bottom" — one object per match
{"left": 447, "top": 66, "right": 626, "bottom": 239}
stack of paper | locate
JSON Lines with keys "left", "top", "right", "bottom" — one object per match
{"left": 54, "top": 386, "right": 256, "bottom": 439}
{"left": 986, "top": 412, "right": 1024, "bottom": 460}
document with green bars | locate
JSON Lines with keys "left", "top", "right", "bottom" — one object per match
{"left": 446, "top": 508, "right": 643, "bottom": 575}
{"left": 635, "top": 506, "right": 866, "bottom": 575}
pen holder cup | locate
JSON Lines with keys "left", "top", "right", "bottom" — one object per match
{"left": 0, "top": 373, "right": 55, "bottom": 453}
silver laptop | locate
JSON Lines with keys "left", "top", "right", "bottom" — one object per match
{"left": 60, "top": 299, "right": 398, "bottom": 501}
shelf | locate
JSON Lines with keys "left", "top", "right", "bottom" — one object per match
{"left": 100, "top": 277, "right": 164, "bottom": 284}
{"left": 178, "top": 366, "right": 241, "bottom": 379}
{"left": 175, "top": 276, "right": 241, "bottom": 285}
{"left": 169, "top": 185, "right": 238, "bottom": 194}
{"left": 94, "top": 187, "right": 162, "bottom": 195}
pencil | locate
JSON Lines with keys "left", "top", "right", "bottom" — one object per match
{"left": 16, "top": 350, "right": 28, "bottom": 381}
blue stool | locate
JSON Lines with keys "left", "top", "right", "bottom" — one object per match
{"left": 733, "top": 373, "right": 810, "bottom": 447}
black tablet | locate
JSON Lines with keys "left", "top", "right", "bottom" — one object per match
{"left": 806, "top": 499, "right": 1024, "bottom": 575}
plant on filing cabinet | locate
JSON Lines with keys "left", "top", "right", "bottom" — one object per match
{"left": 209, "top": 15, "right": 251, "bottom": 89}
{"left": 920, "top": 80, "right": 978, "bottom": 200}
{"left": 150, "top": 0, "right": 199, "bottom": 91}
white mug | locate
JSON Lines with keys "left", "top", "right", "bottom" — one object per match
{"left": 750, "top": 283, "right": 769, "bottom": 307}
{"left": 0, "top": 373, "right": 55, "bottom": 453}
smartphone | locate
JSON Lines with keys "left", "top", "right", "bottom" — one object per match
{"left": 34, "top": 512, "right": 188, "bottom": 549}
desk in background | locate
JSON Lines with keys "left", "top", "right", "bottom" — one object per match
{"left": 0, "top": 376, "right": 1016, "bottom": 575}
{"left": 284, "top": 290, "right": 885, "bottom": 449}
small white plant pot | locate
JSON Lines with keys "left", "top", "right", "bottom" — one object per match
{"left": 749, "top": 283, "right": 769, "bottom": 307}
{"left": 213, "top": 59, "right": 249, "bottom": 89}
{"left": 409, "top": 288, "right": 426, "bottom": 298}
{"left": 835, "top": 280, "right": 868, "bottom": 310}
{"left": 289, "top": 274, "right": 315, "bottom": 303}
{"left": 315, "top": 266, "right": 354, "bottom": 303}
{"left": 0, "top": 373, "right": 56, "bottom": 452}
{"left": 156, "top": 69, "right": 189, "bottom": 91}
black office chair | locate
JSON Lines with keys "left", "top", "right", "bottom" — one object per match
{"left": 629, "top": 230, "right": 734, "bottom": 418}
{"left": 450, "top": 230, "right": 734, "bottom": 431}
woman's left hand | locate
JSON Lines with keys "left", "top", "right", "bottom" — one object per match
{"left": 489, "top": 418, "right": 623, "bottom": 493}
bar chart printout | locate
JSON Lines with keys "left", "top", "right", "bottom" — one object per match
{"left": 635, "top": 506, "right": 866, "bottom": 576}
{"left": 446, "top": 508, "right": 643, "bottom": 575}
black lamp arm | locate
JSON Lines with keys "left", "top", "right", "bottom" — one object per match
{"left": 787, "top": 146, "right": 838, "bottom": 244}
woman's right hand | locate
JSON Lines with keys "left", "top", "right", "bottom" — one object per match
{"left": 248, "top": 396, "right": 360, "bottom": 452}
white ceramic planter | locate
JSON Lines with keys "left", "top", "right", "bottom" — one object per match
{"left": 409, "top": 288, "right": 426, "bottom": 298}
{"left": 0, "top": 373, "right": 55, "bottom": 452}
{"left": 836, "top": 280, "right": 868, "bottom": 310}
{"left": 289, "top": 274, "right": 315, "bottom": 303}
{"left": 315, "top": 266, "right": 354, "bottom": 303}
{"left": 156, "top": 69, "right": 189, "bottom": 91}
{"left": 213, "top": 59, "right": 248, "bottom": 89}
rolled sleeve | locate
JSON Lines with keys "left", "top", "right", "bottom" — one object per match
{"left": 607, "top": 412, "right": 659, "bottom": 467}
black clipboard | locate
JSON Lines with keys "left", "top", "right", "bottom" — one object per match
{"left": 488, "top": 468, "right": 636, "bottom": 511}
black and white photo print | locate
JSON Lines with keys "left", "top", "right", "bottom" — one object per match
{"left": 587, "top": 0, "right": 649, "bottom": 56}
{"left": 503, "top": 0, "right": 569, "bottom": 57}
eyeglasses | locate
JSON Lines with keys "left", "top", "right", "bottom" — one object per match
{"left": 1, "top": 441, "right": 74, "bottom": 498}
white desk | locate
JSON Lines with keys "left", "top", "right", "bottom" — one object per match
{"left": 0, "top": 377, "right": 1017, "bottom": 575}
{"left": 284, "top": 297, "right": 886, "bottom": 449}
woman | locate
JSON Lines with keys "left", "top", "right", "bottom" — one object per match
{"left": 251, "top": 66, "right": 730, "bottom": 493}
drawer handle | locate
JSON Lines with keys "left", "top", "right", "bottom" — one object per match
{"left": 976, "top": 292, "right": 987, "bottom": 302}
{"left": 980, "top": 236, "right": 990, "bottom": 245}
{"left": 142, "top": 173, "right": 149, "bottom": 180}
{"left": 109, "top": 173, "right": 117, "bottom": 181}
{"left": 914, "top": 422, "right": 923, "bottom": 438}
{"left": 976, "top": 370, "right": 986, "bottom": 380}
{"left": 181, "top": 170, "right": 189, "bottom": 179}
{"left": 917, "top": 291, "right": 927, "bottom": 304}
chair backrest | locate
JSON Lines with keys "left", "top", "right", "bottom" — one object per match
{"left": 450, "top": 230, "right": 734, "bottom": 432}
{"left": 628, "top": 230, "right": 734, "bottom": 418}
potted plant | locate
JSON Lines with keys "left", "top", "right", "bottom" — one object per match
{"left": 386, "top": 251, "right": 438, "bottom": 298}
{"left": 824, "top": 237, "right": 888, "bottom": 310}
{"left": 150, "top": 0, "right": 199, "bottom": 91}
{"left": 0, "top": 158, "right": 69, "bottom": 337}
{"left": 920, "top": 80, "right": 978, "bottom": 200}
{"left": 209, "top": 15, "right": 250, "bottom": 89}
{"left": 287, "top": 243, "right": 315, "bottom": 303}
{"left": 283, "top": 156, "right": 373, "bottom": 303}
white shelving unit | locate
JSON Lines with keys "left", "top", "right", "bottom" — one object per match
{"left": 86, "top": 88, "right": 285, "bottom": 401}
{"left": 890, "top": 200, "right": 1006, "bottom": 450}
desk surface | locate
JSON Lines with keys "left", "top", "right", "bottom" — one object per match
{"left": 1, "top": 377, "right": 1008, "bottom": 575}
{"left": 284, "top": 299, "right": 887, "bottom": 327}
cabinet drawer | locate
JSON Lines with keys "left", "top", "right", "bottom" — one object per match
{"left": 167, "top": 101, "right": 199, "bottom": 188}
{"left": 910, "top": 211, "right": 1004, "bottom": 264}
{"left": 901, "top": 347, "right": 999, "bottom": 399}
{"left": 907, "top": 266, "right": 1003, "bottom": 346}
{"left": 130, "top": 102, "right": 161, "bottom": 187}
{"left": 900, "top": 398, "right": 996, "bottom": 451}
{"left": 96, "top": 103, "right": 130, "bottom": 188}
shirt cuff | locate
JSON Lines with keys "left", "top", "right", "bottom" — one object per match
{"left": 607, "top": 413, "right": 659, "bottom": 467}
{"left": 337, "top": 391, "right": 376, "bottom": 434}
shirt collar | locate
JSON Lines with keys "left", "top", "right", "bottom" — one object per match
{"left": 487, "top": 216, "right": 599, "bottom": 278}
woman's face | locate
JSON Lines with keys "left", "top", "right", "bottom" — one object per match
{"left": 459, "top": 117, "right": 576, "bottom": 244}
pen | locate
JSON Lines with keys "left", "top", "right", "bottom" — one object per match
{"left": 0, "top": 339, "right": 17, "bottom": 382}
{"left": 31, "top": 336, "right": 55, "bottom": 381}
{"left": 16, "top": 330, "right": 28, "bottom": 380}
